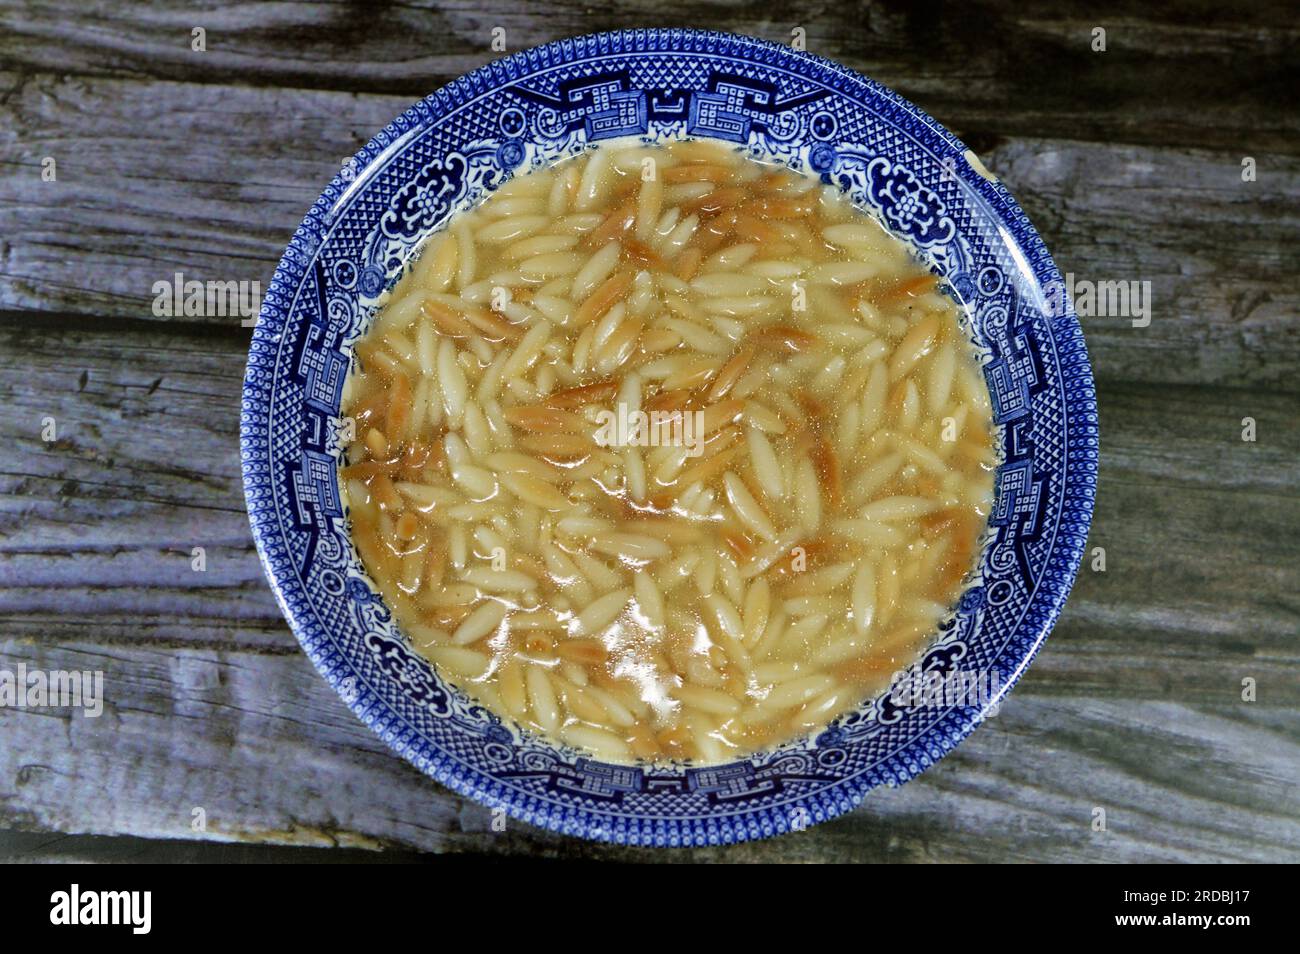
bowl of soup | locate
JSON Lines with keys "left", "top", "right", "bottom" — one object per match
{"left": 241, "top": 29, "right": 1098, "bottom": 846}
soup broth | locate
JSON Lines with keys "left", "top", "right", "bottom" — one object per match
{"left": 339, "top": 139, "right": 997, "bottom": 765}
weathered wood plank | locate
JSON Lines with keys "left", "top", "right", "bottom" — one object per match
{"left": 1049, "top": 381, "right": 1300, "bottom": 701}
{"left": 1014, "top": 142, "right": 1300, "bottom": 393}
{"left": 1, "top": 641, "right": 1295, "bottom": 861}
{"left": 0, "top": 0, "right": 1295, "bottom": 154}
{"left": 0, "top": 830, "right": 453, "bottom": 864}
{"left": 0, "top": 317, "right": 287, "bottom": 649}
{"left": 0, "top": 71, "right": 409, "bottom": 323}
{"left": 2, "top": 70, "right": 1297, "bottom": 388}
{"left": 2, "top": 319, "right": 1297, "bottom": 693}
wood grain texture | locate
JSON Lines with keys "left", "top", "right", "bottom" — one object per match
{"left": 1, "top": 641, "right": 1295, "bottom": 862}
{"left": 1, "top": 0, "right": 1295, "bottom": 153}
{"left": 0, "top": 70, "right": 408, "bottom": 321}
{"left": 0, "top": 0, "right": 1297, "bottom": 862}
{"left": 0, "top": 316, "right": 287, "bottom": 650}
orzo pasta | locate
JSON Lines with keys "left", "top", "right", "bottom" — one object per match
{"left": 339, "top": 139, "right": 997, "bottom": 765}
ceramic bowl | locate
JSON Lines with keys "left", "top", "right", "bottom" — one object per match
{"left": 241, "top": 28, "right": 1098, "bottom": 846}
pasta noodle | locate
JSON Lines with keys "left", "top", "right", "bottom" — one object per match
{"left": 339, "top": 139, "right": 996, "bottom": 765}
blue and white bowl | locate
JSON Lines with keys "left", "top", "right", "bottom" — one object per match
{"left": 241, "top": 29, "right": 1098, "bottom": 846}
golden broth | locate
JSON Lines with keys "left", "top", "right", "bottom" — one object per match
{"left": 339, "top": 139, "right": 997, "bottom": 765}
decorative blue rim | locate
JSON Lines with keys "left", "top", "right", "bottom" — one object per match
{"left": 241, "top": 29, "right": 1098, "bottom": 847}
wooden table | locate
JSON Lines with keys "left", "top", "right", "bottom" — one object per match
{"left": 1, "top": 1, "right": 1296, "bottom": 863}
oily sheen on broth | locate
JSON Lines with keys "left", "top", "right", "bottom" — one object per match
{"left": 338, "top": 139, "right": 997, "bottom": 765}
